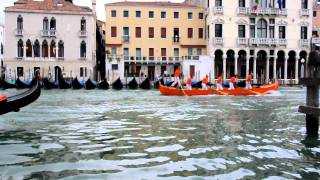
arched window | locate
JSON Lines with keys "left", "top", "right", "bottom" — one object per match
{"left": 257, "top": 19, "right": 267, "bottom": 38}
{"left": 50, "top": 40, "right": 56, "bottom": 58}
{"left": 81, "top": 17, "right": 86, "bottom": 31}
{"left": 50, "top": 17, "right": 56, "bottom": 30}
{"left": 80, "top": 41, "right": 86, "bottom": 58}
{"left": 17, "top": 39, "right": 23, "bottom": 58}
{"left": 17, "top": 15, "right": 23, "bottom": 30}
{"left": 26, "top": 39, "right": 32, "bottom": 57}
{"left": 258, "top": 0, "right": 268, "bottom": 8}
{"left": 1, "top": 43, "right": 3, "bottom": 55}
{"left": 33, "top": 40, "right": 40, "bottom": 57}
{"left": 42, "top": 40, "right": 48, "bottom": 58}
{"left": 58, "top": 40, "right": 64, "bottom": 58}
{"left": 43, "top": 17, "right": 49, "bottom": 31}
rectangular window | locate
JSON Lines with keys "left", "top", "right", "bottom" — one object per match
{"left": 199, "top": 13, "right": 204, "bottom": 19}
{"left": 135, "top": 27, "right": 141, "bottom": 38}
{"left": 301, "top": 0, "right": 308, "bottom": 9}
{"left": 269, "top": 19, "right": 275, "bottom": 38}
{"left": 111, "top": 10, "right": 117, "bottom": 17}
{"left": 301, "top": 26, "right": 308, "bottom": 39}
{"left": 136, "top": 11, "right": 141, "bottom": 18}
{"left": 161, "top": 11, "right": 166, "bottom": 18}
{"left": 123, "top": 48, "right": 129, "bottom": 60}
{"left": 161, "top": 28, "right": 166, "bottom": 38}
{"left": 188, "top": 48, "right": 193, "bottom": 56}
{"left": 123, "top": 27, "right": 129, "bottom": 36}
{"left": 215, "top": 24, "right": 222, "bottom": 37}
{"left": 112, "top": 64, "right": 118, "bottom": 70}
{"left": 174, "top": 12, "right": 179, "bottom": 19}
{"left": 215, "top": 0, "right": 222, "bottom": 6}
{"left": 188, "top": 28, "right": 193, "bottom": 38}
{"left": 188, "top": 12, "right": 193, "bottom": 19}
{"left": 17, "top": 67, "right": 23, "bottom": 77}
{"left": 123, "top": 10, "right": 129, "bottom": 17}
{"left": 149, "top": 27, "right": 154, "bottom": 38}
{"left": 161, "top": 48, "right": 166, "bottom": 60}
{"left": 279, "top": 26, "right": 286, "bottom": 39}
{"left": 198, "top": 28, "right": 204, "bottom": 38}
{"left": 80, "top": 67, "right": 84, "bottom": 77}
{"left": 190, "top": 65, "right": 195, "bottom": 77}
{"left": 239, "top": 0, "right": 245, "bottom": 7}
{"left": 136, "top": 48, "right": 141, "bottom": 59}
{"left": 197, "top": 48, "right": 202, "bottom": 55}
{"left": 174, "top": 48, "right": 179, "bottom": 57}
{"left": 149, "top": 11, "right": 154, "bottom": 18}
{"left": 238, "top": 25, "right": 245, "bottom": 38}
{"left": 111, "top": 26, "right": 117, "bottom": 37}
{"left": 149, "top": 48, "right": 154, "bottom": 57}
{"left": 314, "top": 11, "right": 317, "bottom": 17}
{"left": 111, "top": 47, "right": 117, "bottom": 55}
{"left": 250, "top": 18, "right": 255, "bottom": 38}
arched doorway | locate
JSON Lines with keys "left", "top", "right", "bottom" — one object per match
{"left": 54, "top": 66, "right": 62, "bottom": 82}
{"left": 214, "top": 50, "right": 223, "bottom": 78}
{"left": 299, "top": 51, "right": 307, "bottom": 78}
{"left": 226, "top": 49, "right": 235, "bottom": 78}
{"left": 238, "top": 50, "right": 247, "bottom": 79}
{"left": 287, "top": 51, "right": 296, "bottom": 80}
{"left": 257, "top": 50, "right": 267, "bottom": 83}
{"left": 277, "top": 51, "right": 285, "bottom": 79}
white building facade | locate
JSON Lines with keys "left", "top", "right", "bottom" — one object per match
{"left": 0, "top": 24, "right": 4, "bottom": 79}
{"left": 189, "top": 0, "right": 312, "bottom": 84}
{"left": 4, "top": 0, "right": 96, "bottom": 81}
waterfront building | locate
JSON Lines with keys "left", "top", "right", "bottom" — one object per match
{"left": 104, "top": 1, "right": 208, "bottom": 83}
{"left": 312, "top": 0, "right": 320, "bottom": 50}
{"left": 189, "top": 0, "right": 312, "bottom": 85}
{"left": 0, "top": 24, "right": 4, "bottom": 79}
{"left": 4, "top": 0, "right": 96, "bottom": 82}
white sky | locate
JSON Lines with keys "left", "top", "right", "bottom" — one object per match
{"left": 0, "top": 0, "right": 184, "bottom": 24}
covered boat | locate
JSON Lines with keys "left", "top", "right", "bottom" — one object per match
{"left": 112, "top": 77, "right": 123, "bottom": 90}
{"left": 128, "top": 78, "right": 138, "bottom": 89}
{"left": 154, "top": 78, "right": 164, "bottom": 89}
{"left": 0, "top": 72, "right": 41, "bottom": 115}
{"left": 72, "top": 77, "right": 84, "bottom": 89}
{"left": 140, "top": 77, "right": 151, "bottom": 90}
{"left": 85, "top": 78, "right": 97, "bottom": 90}
{"left": 0, "top": 79, "right": 16, "bottom": 89}
{"left": 58, "top": 78, "right": 71, "bottom": 89}
{"left": 97, "top": 79, "right": 110, "bottom": 90}
{"left": 16, "top": 78, "right": 30, "bottom": 89}
{"left": 159, "top": 81, "right": 279, "bottom": 96}
{"left": 42, "top": 78, "right": 58, "bottom": 89}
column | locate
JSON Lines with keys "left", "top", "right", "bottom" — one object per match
{"left": 212, "top": 55, "right": 215, "bottom": 81}
{"left": 273, "top": 58, "right": 277, "bottom": 80}
{"left": 295, "top": 57, "right": 299, "bottom": 84}
{"left": 223, "top": 55, "right": 226, "bottom": 80}
{"left": 266, "top": 57, "right": 270, "bottom": 83}
{"left": 246, "top": 57, "right": 249, "bottom": 76}
{"left": 253, "top": 56, "right": 257, "bottom": 80}
{"left": 235, "top": 55, "right": 238, "bottom": 75}
{"left": 284, "top": 55, "right": 288, "bottom": 83}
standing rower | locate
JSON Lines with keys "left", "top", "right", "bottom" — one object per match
{"left": 245, "top": 72, "right": 253, "bottom": 89}
{"left": 171, "top": 66, "right": 181, "bottom": 88}
{"left": 202, "top": 75, "right": 209, "bottom": 90}
{"left": 216, "top": 73, "right": 223, "bottom": 90}
{"left": 186, "top": 75, "right": 193, "bottom": 90}
{"left": 229, "top": 74, "right": 237, "bottom": 90}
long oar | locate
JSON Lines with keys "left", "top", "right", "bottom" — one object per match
{"left": 246, "top": 89, "right": 265, "bottom": 96}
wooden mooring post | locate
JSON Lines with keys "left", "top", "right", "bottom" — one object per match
{"left": 299, "top": 51, "right": 320, "bottom": 139}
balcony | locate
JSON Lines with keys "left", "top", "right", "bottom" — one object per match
{"left": 122, "top": 35, "right": 130, "bottom": 43}
{"left": 237, "top": 38, "right": 247, "bottom": 45}
{"left": 79, "top": 30, "right": 87, "bottom": 37}
{"left": 41, "top": 29, "right": 56, "bottom": 37}
{"left": 237, "top": 7, "right": 247, "bottom": 15}
{"left": 249, "top": 38, "right": 277, "bottom": 46}
{"left": 248, "top": 8, "right": 285, "bottom": 16}
{"left": 300, "top": 39, "right": 309, "bottom": 48}
{"left": 213, "top": 37, "right": 224, "bottom": 45}
{"left": 173, "top": 36, "right": 180, "bottom": 43}
{"left": 15, "top": 29, "right": 23, "bottom": 36}
{"left": 312, "top": 38, "right": 320, "bottom": 44}
{"left": 279, "top": 9, "right": 287, "bottom": 16}
{"left": 109, "top": 55, "right": 202, "bottom": 64}
{"left": 278, "top": 39, "right": 287, "bottom": 46}
{"left": 300, "top": 9, "right": 310, "bottom": 16}
{"left": 213, "top": 6, "right": 224, "bottom": 14}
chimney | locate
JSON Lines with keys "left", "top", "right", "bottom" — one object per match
{"left": 91, "top": 0, "right": 96, "bottom": 15}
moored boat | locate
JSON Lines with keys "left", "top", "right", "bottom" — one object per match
{"left": 58, "top": 78, "right": 71, "bottom": 89}
{"left": 112, "top": 77, "right": 123, "bottom": 90}
{"left": 0, "top": 79, "right": 16, "bottom": 89}
{"left": 154, "top": 78, "right": 164, "bottom": 89}
{"left": 140, "top": 77, "right": 151, "bottom": 90}
{"left": 72, "top": 77, "right": 84, "bottom": 89}
{"left": 42, "top": 78, "right": 58, "bottom": 89}
{"left": 128, "top": 78, "right": 138, "bottom": 89}
{"left": 84, "top": 78, "right": 97, "bottom": 90}
{"left": 16, "top": 78, "right": 30, "bottom": 89}
{"left": 97, "top": 79, "right": 110, "bottom": 90}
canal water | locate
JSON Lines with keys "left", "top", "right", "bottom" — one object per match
{"left": 0, "top": 88, "right": 319, "bottom": 179}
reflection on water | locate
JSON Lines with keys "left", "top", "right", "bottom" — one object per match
{"left": 0, "top": 87, "right": 319, "bottom": 179}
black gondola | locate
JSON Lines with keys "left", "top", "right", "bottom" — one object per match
{"left": 0, "top": 79, "right": 16, "bottom": 89}
{"left": 0, "top": 72, "right": 41, "bottom": 115}
{"left": 154, "top": 78, "right": 164, "bottom": 89}
{"left": 16, "top": 78, "right": 30, "bottom": 89}
{"left": 97, "top": 78, "right": 110, "bottom": 90}
{"left": 58, "top": 78, "right": 71, "bottom": 89}
{"left": 128, "top": 78, "right": 138, "bottom": 89}
{"left": 112, "top": 77, "right": 123, "bottom": 90}
{"left": 84, "top": 78, "right": 97, "bottom": 90}
{"left": 72, "top": 77, "right": 84, "bottom": 89}
{"left": 140, "top": 77, "right": 151, "bottom": 90}
{"left": 42, "top": 78, "right": 58, "bottom": 89}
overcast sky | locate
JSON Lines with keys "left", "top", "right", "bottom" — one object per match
{"left": 0, "top": 0, "right": 184, "bottom": 24}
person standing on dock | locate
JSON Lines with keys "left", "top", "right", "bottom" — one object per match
{"left": 202, "top": 75, "right": 209, "bottom": 90}
{"left": 229, "top": 74, "right": 237, "bottom": 90}
{"left": 245, "top": 72, "right": 253, "bottom": 89}
{"left": 171, "top": 66, "right": 181, "bottom": 88}
{"left": 186, "top": 75, "right": 193, "bottom": 90}
{"left": 216, "top": 73, "right": 223, "bottom": 90}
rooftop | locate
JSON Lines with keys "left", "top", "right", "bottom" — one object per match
{"left": 106, "top": 1, "right": 196, "bottom": 8}
{"left": 6, "top": 0, "right": 93, "bottom": 14}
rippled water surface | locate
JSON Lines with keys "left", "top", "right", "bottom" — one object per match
{"left": 0, "top": 87, "right": 319, "bottom": 179}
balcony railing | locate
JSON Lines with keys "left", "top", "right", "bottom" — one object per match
{"left": 312, "top": 38, "right": 320, "bottom": 44}
{"left": 107, "top": 55, "right": 202, "bottom": 64}
{"left": 237, "top": 7, "right": 247, "bottom": 15}
{"left": 213, "top": 6, "right": 224, "bottom": 14}
{"left": 213, "top": 37, "right": 224, "bottom": 45}
{"left": 41, "top": 29, "right": 56, "bottom": 37}
{"left": 249, "top": 38, "right": 278, "bottom": 46}
{"left": 248, "top": 8, "right": 287, "bottom": 16}
{"left": 300, "top": 9, "right": 310, "bottom": 16}
{"left": 15, "top": 29, "right": 23, "bottom": 36}
{"left": 79, "top": 30, "right": 87, "bottom": 37}
{"left": 122, "top": 35, "right": 130, "bottom": 43}
{"left": 300, "top": 39, "right": 309, "bottom": 48}
{"left": 237, "top": 38, "right": 247, "bottom": 45}
{"left": 173, "top": 36, "right": 180, "bottom": 43}
{"left": 278, "top": 39, "right": 287, "bottom": 46}
{"left": 279, "top": 9, "right": 287, "bottom": 16}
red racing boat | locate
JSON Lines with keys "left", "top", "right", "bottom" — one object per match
{"left": 159, "top": 81, "right": 279, "bottom": 96}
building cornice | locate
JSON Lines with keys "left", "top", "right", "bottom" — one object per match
{"left": 5, "top": 9, "right": 94, "bottom": 16}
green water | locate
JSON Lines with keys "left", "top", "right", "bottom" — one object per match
{"left": 0, "top": 88, "right": 319, "bottom": 179}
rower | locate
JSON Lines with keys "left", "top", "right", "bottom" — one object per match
{"left": 245, "top": 72, "right": 253, "bottom": 89}
{"left": 0, "top": 95, "right": 7, "bottom": 103}
{"left": 229, "top": 74, "right": 237, "bottom": 90}
{"left": 216, "top": 73, "right": 223, "bottom": 90}
{"left": 186, "top": 75, "right": 193, "bottom": 90}
{"left": 171, "top": 66, "right": 181, "bottom": 88}
{"left": 202, "top": 75, "right": 209, "bottom": 90}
